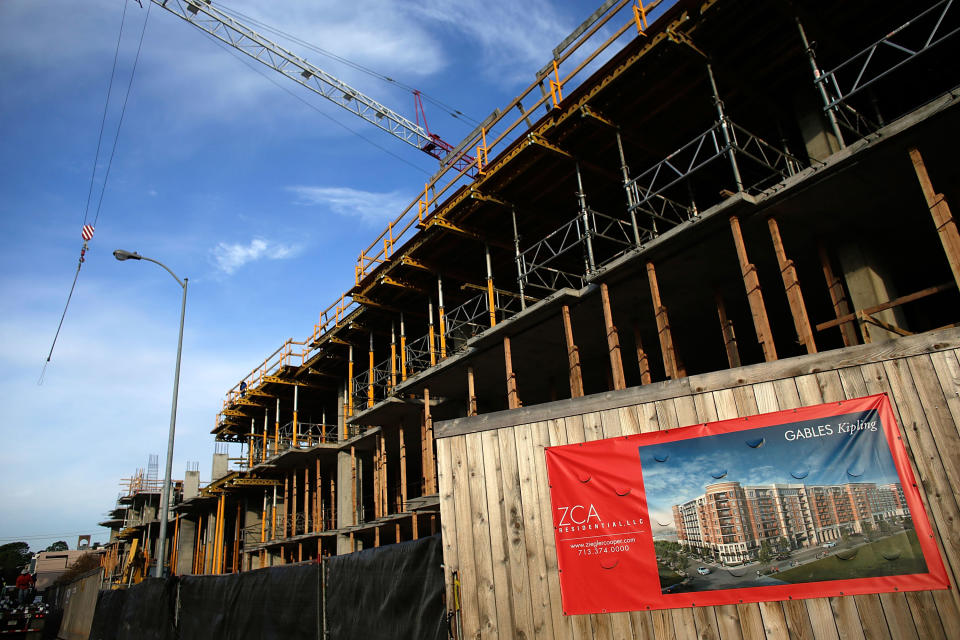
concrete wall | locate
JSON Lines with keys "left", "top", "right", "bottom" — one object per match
{"left": 54, "top": 568, "right": 103, "bottom": 640}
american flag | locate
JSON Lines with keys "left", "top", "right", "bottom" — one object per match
{"left": 81, "top": 225, "right": 94, "bottom": 242}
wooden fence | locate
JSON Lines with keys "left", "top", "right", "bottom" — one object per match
{"left": 435, "top": 327, "right": 960, "bottom": 639}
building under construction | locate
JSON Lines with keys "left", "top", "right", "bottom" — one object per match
{"left": 95, "top": 0, "right": 960, "bottom": 637}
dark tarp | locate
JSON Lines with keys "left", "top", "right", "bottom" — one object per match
{"left": 116, "top": 578, "right": 176, "bottom": 640}
{"left": 88, "top": 588, "right": 127, "bottom": 640}
{"left": 325, "top": 534, "right": 445, "bottom": 640}
{"left": 178, "top": 563, "right": 319, "bottom": 640}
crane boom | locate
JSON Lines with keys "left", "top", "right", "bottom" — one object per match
{"left": 150, "top": 0, "right": 468, "bottom": 168}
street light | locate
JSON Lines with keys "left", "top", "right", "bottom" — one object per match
{"left": 114, "top": 249, "right": 187, "bottom": 578}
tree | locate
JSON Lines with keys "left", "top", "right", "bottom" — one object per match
{"left": 44, "top": 541, "right": 68, "bottom": 552}
{"left": 757, "top": 540, "right": 773, "bottom": 569}
{"left": 0, "top": 542, "right": 31, "bottom": 584}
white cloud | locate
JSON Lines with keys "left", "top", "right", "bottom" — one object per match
{"left": 211, "top": 237, "right": 301, "bottom": 274}
{"left": 288, "top": 185, "right": 409, "bottom": 225}
{"left": 409, "top": 0, "right": 572, "bottom": 84}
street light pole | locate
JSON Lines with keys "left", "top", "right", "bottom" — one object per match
{"left": 114, "top": 249, "right": 187, "bottom": 578}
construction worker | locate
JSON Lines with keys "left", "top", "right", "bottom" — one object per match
{"left": 15, "top": 569, "right": 33, "bottom": 605}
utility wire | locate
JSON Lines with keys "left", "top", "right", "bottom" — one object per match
{"left": 211, "top": 38, "right": 431, "bottom": 176}
{"left": 91, "top": 0, "right": 153, "bottom": 227}
{"left": 216, "top": 2, "right": 480, "bottom": 126}
{"left": 40, "top": 0, "right": 151, "bottom": 383}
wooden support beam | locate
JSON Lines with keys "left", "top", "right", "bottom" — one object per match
{"left": 375, "top": 525, "right": 380, "bottom": 548}
{"left": 646, "top": 261, "right": 682, "bottom": 379}
{"left": 631, "top": 322, "right": 652, "bottom": 385}
{"left": 768, "top": 217, "right": 816, "bottom": 353}
{"left": 467, "top": 366, "right": 478, "bottom": 416}
{"left": 909, "top": 147, "right": 960, "bottom": 289}
{"left": 599, "top": 283, "right": 626, "bottom": 390}
{"left": 373, "top": 438, "right": 380, "bottom": 519}
{"left": 330, "top": 476, "right": 336, "bottom": 532}
{"left": 817, "top": 283, "right": 951, "bottom": 331}
{"left": 399, "top": 426, "right": 408, "bottom": 511}
{"left": 729, "top": 215, "right": 778, "bottom": 361}
{"left": 504, "top": 337, "right": 520, "bottom": 409}
{"left": 412, "top": 513, "right": 419, "bottom": 539}
{"left": 283, "top": 474, "right": 289, "bottom": 538}
{"left": 715, "top": 294, "right": 741, "bottom": 368}
{"left": 380, "top": 435, "right": 390, "bottom": 516}
{"left": 423, "top": 388, "right": 436, "bottom": 494}
{"left": 304, "top": 466, "right": 311, "bottom": 533}
{"left": 351, "top": 446, "right": 357, "bottom": 525}
{"left": 315, "top": 458, "right": 321, "bottom": 533}
{"left": 561, "top": 305, "right": 584, "bottom": 397}
{"left": 234, "top": 502, "right": 241, "bottom": 573}
{"left": 818, "top": 242, "right": 858, "bottom": 346}
{"left": 292, "top": 469, "right": 298, "bottom": 537}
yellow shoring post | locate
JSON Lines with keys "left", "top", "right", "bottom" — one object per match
{"left": 550, "top": 60, "right": 564, "bottom": 107}
{"left": 342, "top": 384, "right": 348, "bottom": 441}
{"left": 437, "top": 275, "right": 447, "bottom": 359}
{"left": 261, "top": 408, "right": 268, "bottom": 463}
{"left": 292, "top": 384, "right": 299, "bottom": 448}
{"left": 367, "top": 333, "right": 375, "bottom": 409}
{"left": 171, "top": 515, "right": 180, "bottom": 576}
{"left": 271, "top": 484, "right": 277, "bottom": 541}
{"left": 260, "top": 490, "right": 267, "bottom": 546}
{"left": 248, "top": 418, "right": 254, "bottom": 469}
{"left": 428, "top": 299, "right": 436, "bottom": 366}
{"left": 633, "top": 1, "right": 647, "bottom": 35}
{"left": 390, "top": 323, "right": 397, "bottom": 390}
{"left": 400, "top": 313, "right": 408, "bottom": 381}
{"left": 347, "top": 345, "right": 355, "bottom": 417}
{"left": 274, "top": 398, "right": 280, "bottom": 455}
{"left": 213, "top": 495, "right": 222, "bottom": 575}
{"left": 485, "top": 244, "right": 496, "bottom": 327}
{"left": 476, "top": 127, "right": 488, "bottom": 175}
{"left": 418, "top": 184, "right": 430, "bottom": 222}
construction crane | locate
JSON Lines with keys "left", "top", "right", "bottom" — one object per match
{"left": 148, "top": 0, "right": 475, "bottom": 174}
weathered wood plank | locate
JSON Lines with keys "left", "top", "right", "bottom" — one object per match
{"left": 449, "top": 435, "right": 482, "bottom": 639}
{"left": 513, "top": 422, "right": 557, "bottom": 639}
{"left": 804, "top": 598, "right": 841, "bottom": 640}
{"left": 851, "top": 593, "right": 891, "bottom": 640}
{"left": 558, "top": 415, "right": 597, "bottom": 640}
{"left": 436, "top": 437, "right": 461, "bottom": 625}
{"left": 828, "top": 596, "right": 865, "bottom": 640}
{"left": 904, "top": 591, "right": 946, "bottom": 640}
{"left": 531, "top": 420, "right": 576, "bottom": 638}
{"left": 929, "top": 349, "right": 960, "bottom": 439}
{"left": 876, "top": 593, "right": 918, "bottom": 640}
{"left": 596, "top": 408, "right": 640, "bottom": 640}
{"left": 479, "top": 430, "right": 514, "bottom": 639}
{"left": 496, "top": 427, "right": 537, "bottom": 640}
{"left": 464, "top": 431, "right": 500, "bottom": 638}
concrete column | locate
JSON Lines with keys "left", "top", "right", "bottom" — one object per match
{"left": 336, "top": 449, "right": 353, "bottom": 554}
{"left": 837, "top": 243, "right": 907, "bottom": 342}
{"left": 175, "top": 518, "right": 196, "bottom": 575}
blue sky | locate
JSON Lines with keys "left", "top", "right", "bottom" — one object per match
{"left": 639, "top": 411, "right": 904, "bottom": 533}
{"left": 0, "top": 0, "right": 653, "bottom": 552}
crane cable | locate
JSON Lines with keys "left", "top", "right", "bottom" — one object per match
{"left": 40, "top": 0, "right": 153, "bottom": 384}
{"left": 215, "top": 2, "right": 480, "bottom": 125}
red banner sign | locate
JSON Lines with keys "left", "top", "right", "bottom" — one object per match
{"left": 545, "top": 394, "right": 948, "bottom": 614}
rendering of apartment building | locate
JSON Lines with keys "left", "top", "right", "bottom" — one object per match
{"left": 673, "top": 481, "right": 909, "bottom": 565}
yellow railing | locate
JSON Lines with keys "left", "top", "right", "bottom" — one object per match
{"left": 217, "top": 0, "right": 663, "bottom": 412}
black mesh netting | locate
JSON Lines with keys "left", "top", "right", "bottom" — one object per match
{"left": 116, "top": 578, "right": 176, "bottom": 640}
{"left": 88, "top": 588, "right": 127, "bottom": 640}
{"left": 178, "top": 563, "right": 320, "bottom": 640}
{"left": 325, "top": 534, "right": 445, "bottom": 640}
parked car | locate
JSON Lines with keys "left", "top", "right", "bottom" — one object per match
{"left": 821, "top": 541, "right": 837, "bottom": 548}
{"left": 697, "top": 567, "right": 711, "bottom": 575}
